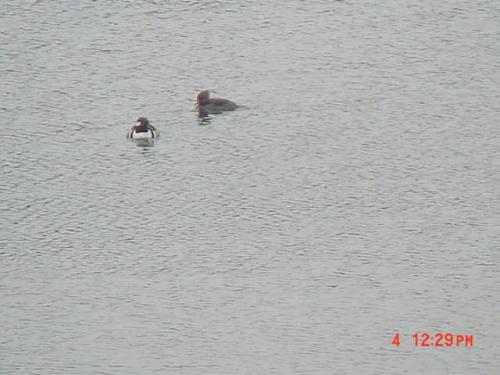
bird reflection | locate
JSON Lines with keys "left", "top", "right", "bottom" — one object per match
{"left": 133, "top": 139, "right": 155, "bottom": 148}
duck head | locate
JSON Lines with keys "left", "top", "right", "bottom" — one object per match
{"left": 197, "top": 90, "right": 210, "bottom": 106}
{"left": 136, "top": 117, "right": 150, "bottom": 127}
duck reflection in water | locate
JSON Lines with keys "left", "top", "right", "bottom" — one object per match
{"left": 133, "top": 138, "right": 155, "bottom": 148}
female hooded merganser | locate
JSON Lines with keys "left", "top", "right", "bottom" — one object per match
{"left": 196, "top": 90, "right": 238, "bottom": 117}
{"left": 127, "top": 117, "right": 159, "bottom": 139}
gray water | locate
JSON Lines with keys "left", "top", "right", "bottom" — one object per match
{"left": 1, "top": 1, "right": 499, "bottom": 374}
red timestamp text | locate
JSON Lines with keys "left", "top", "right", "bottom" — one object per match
{"left": 391, "top": 332, "right": 474, "bottom": 347}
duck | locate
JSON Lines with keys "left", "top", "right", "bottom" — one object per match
{"left": 196, "top": 90, "right": 238, "bottom": 117}
{"left": 127, "top": 117, "right": 159, "bottom": 139}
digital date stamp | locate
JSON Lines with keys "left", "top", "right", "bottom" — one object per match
{"left": 392, "top": 332, "right": 474, "bottom": 347}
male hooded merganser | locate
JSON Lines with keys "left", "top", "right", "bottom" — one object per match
{"left": 196, "top": 90, "right": 238, "bottom": 117}
{"left": 127, "top": 117, "right": 159, "bottom": 139}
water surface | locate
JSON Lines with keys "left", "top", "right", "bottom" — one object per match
{"left": 1, "top": 1, "right": 499, "bottom": 374}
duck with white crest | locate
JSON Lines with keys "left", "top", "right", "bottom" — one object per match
{"left": 127, "top": 117, "right": 159, "bottom": 139}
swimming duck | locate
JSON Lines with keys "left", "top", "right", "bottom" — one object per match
{"left": 127, "top": 117, "right": 159, "bottom": 139}
{"left": 196, "top": 90, "right": 238, "bottom": 117}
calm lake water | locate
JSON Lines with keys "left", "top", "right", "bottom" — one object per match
{"left": 1, "top": 1, "right": 499, "bottom": 374}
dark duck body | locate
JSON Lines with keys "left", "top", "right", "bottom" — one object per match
{"left": 196, "top": 90, "right": 238, "bottom": 117}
